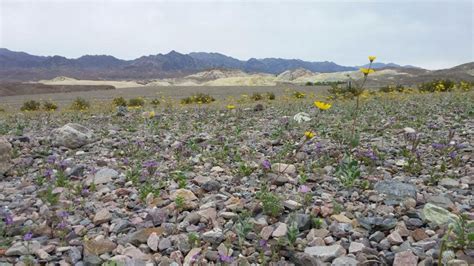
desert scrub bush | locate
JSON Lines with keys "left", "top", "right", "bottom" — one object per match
{"left": 150, "top": 98, "right": 160, "bottom": 106}
{"left": 292, "top": 90, "right": 306, "bottom": 99}
{"left": 20, "top": 100, "right": 41, "bottom": 111}
{"left": 305, "top": 81, "right": 314, "bottom": 86}
{"left": 335, "top": 155, "right": 369, "bottom": 189}
{"left": 418, "top": 79, "right": 456, "bottom": 93}
{"left": 180, "top": 93, "right": 215, "bottom": 104}
{"left": 251, "top": 92, "right": 264, "bottom": 101}
{"left": 379, "top": 84, "right": 406, "bottom": 93}
{"left": 42, "top": 101, "right": 58, "bottom": 111}
{"left": 128, "top": 97, "right": 145, "bottom": 107}
{"left": 112, "top": 97, "right": 127, "bottom": 107}
{"left": 266, "top": 92, "right": 276, "bottom": 100}
{"left": 69, "top": 97, "right": 90, "bottom": 111}
{"left": 439, "top": 214, "right": 474, "bottom": 265}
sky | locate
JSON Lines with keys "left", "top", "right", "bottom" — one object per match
{"left": 0, "top": 0, "right": 472, "bottom": 70}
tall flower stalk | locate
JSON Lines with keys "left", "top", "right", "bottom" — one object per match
{"left": 349, "top": 56, "right": 376, "bottom": 142}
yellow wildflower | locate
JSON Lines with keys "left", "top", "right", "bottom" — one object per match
{"left": 368, "top": 56, "right": 376, "bottom": 62}
{"left": 360, "top": 68, "right": 375, "bottom": 76}
{"left": 149, "top": 111, "right": 155, "bottom": 118}
{"left": 314, "top": 101, "right": 332, "bottom": 111}
{"left": 304, "top": 131, "right": 315, "bottom": 139}
{"left": 226, "top": 104, "right": 236, "bottom": 110}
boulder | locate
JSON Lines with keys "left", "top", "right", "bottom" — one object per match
{"left": 51, "top": 123, "right": 94, "bottom": 149}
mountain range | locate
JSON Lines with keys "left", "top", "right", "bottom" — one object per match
{"left": 1, "top": 48, "right": 418, "bottom": 81}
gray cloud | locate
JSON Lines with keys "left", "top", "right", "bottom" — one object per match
{"left": 0, "top": 0, "right": 472, "bottom": 69}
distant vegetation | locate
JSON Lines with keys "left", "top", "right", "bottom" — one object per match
{"left": 305, "top": 81, "right": 346, "bottom": 86}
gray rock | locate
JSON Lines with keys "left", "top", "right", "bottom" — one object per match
{"left": 89, "top": 168, "right": 119, "bottom": 185}
{"left": 422, "top": 203, "right": 459, "bottom": 226}
{"left": 202, "top": 228, "right": 224, "bottom": 244}
{"left": 369, "top": 231, "right": 385, "bottom": 242}
{"left": 304, "top": 244, "right": 346, "bottom": 262}
{"left": 332, "top": 256, "right": 358, "bottom": 266}
{"left": 374, "top": 180, "right": 417, "bottom": 205}
{"left": 202, "top": 180, "right": 221, "bottom": 192}
{"left": 358, "top": 216, "right": 397, "bottom": 231}
{"left": 159, "top": 237, "right": 172, "bottom": 251}
{"left": 393, "top": 250, "right": 418, "bottom": 266}
{"left": 67, "top": 247, "right": 82, "bottom": 264}
{"left": 93, "top": 208, "right": 112, "bottom": 225}
{"left": 51, "top": 123, "right": 94, "bottom": 149}
{"left": 439, "top": 178, "right": 459, "bottom": 188}
{"left": 427, "top": 195, "right": 454, "bottom": 209}
{"left": 5, "top": 241, "right": 40, "bottom": 256}
{"left": 290, "top": 252, "right": 324, "bottom": 266}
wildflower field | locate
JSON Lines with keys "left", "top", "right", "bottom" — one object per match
{"left": 0, "top": 74, "right": 473, "bottom": 265}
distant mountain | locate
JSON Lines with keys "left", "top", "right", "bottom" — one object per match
{"left": 359, "top": 62, "right": 420, "bottom": 69}
{"left": 0, "top": 48, "right": 421, "bottom": 81}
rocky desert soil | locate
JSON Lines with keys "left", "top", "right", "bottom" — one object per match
{"left": 0, "top": 90, "right": 473, "bottom": 266}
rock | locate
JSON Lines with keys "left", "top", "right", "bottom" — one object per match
{"left": 304, "top": 245, "right": 346, "bottom": 262}
{"left": 447, "top": 259, "right": 469, "bottom": 266}
{"left": 331, "top": 214, "right": 352, "bottom": 224}
{"left": 374, "top": 180, "right": 417, "bottom": 205}
{"left": 147, "top": 232, "right": 159, "bottom": 252}
{"left": 332, "top": 256, "right": 359, "bottom": 266}
{"left": 393, "top": 250, "right": 418, "bottom": 266}
{"left": 86, "top": 168, "right": 119, "bottom": 186}
{"left": 387, "top": 231, "right": 403, "bottom": 245}
{"left": 309, "top": 229, "right": 329, "bottom": 239}
{"left": 427, "top": 195, "right": 454, "bottom": 209}
{"left": 412, "top": 229, "right": 429, "bottom": 242}
{"left": 406, "top": 218, "right": 424, "bottom": 229}
{"left": 290, "top": 252, "right": 324, "bottom": 266}
{"left": 83, "top": 254, "right": 102, "bottom": 265}
{"left": 170, "top": 189, "right": 198, "bottom": 202}
{"left": 272, "top": 223, "right": 288, "bottom": 238}
{"left": 254, "top": 104, "right": 264, "bottom": 111}
{"left": 284, "top": 200, "right": 302, "bottom": 210}
{"left": 5, "top": 241, "right": 40, "bottom": 256}
{"left": 422, "top": 203, "right": 459, "bottom": 226}
{"left": 358, "top": 216, "right": 397, "bottom": 231}
{"left": 122, "top": 245, "right": 150, "bottom": 261}
{"left": 260, "top": 226, "right": 274, "bottom": 240}
{"left": 129, "top": 227, "right": 164, "bottom": 245}
{"left": 93, "top": 209, "right": 112, "bottom": 225}
{"left": 271, "top": 163, "right": 296, "bottom": 175}
{"left": 294, "top": 213, "right": 311, "bottom": 231}
{"left": 51, "top": 123, "right": 94, "bottom": 149}
{"left": 159, "top": 237, "right": 172, "bottom": 251}
{"left": 0, "top": 137, "right": 12, "bottom": 176}
{"left": 68, "top": 247, "right": 82, "bottom": 264}
{"left": 35, "top": 248, "right": 50, "bottom": 260}
{"left": 202, "top": 228, "right": 224, "bottom": 244}
{"left": 84, "top": 239, "right": 117, "bottom": 255}
{"left": 439, "top": 178, "right": 459, "bottom": 188}
{"left": 369, "top": 231, "right": 385, "bottom": 242}
{"left": 403, "top": 127, "right": 416, "bottom": 134}
{"left": 348, "top": 242, "right": 365, "bottom": 253}
{"left": 202, "top": 180, "right": 221, "bottom": 192}
{"left": 183, "top": 248, "right": 201, "bottom": 265}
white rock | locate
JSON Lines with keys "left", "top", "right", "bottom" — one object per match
{"left": 51, "top": 123, "right": 94, "bottom": 149}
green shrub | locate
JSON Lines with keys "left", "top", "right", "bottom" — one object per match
{"left": 42, "top": 101, "right": 58, "bottom": 111}
{"left": 112, "top": 97, "right": 127, "bottom": 107}
{"left": 20, "top": 100, "right": 41, "bottom": 111}
{"left": 128, "top": 97, "right": 145, "bottom": 107}
{"left": 418, "top": 79, "right": 456, "bottom": 93}
{"left": 70, "top": 97, "right": 90, "bottom": 111}
{"left": 292, "top": 91, "right": 306, "bottom": 99}
{"left": 181, "top": 93, "right": 215, "bottom": 104}
{"left": 305, "top": 81, "right": 314, "bottom": 86}
{"left": 150, "top": 98, "right": 160, "bottom": 106}
{"left": 256, "top": 186, "right": 283, "bottom": 217}
{"left": 251, "top": 93, "right": 263, "bottom": 101}
{"left": 266, "top": 92, "right": 276, "bottom": 100}
{"left": 379, "top": 84, "right": 406, "bottom": 93}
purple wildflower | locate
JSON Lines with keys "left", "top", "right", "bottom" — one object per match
{"left": 449, "top": 151, "right": 457, "bottom": 160}
{"left": 122, "top": 158, "right": 130, "bottom": 165}
{"left": 432, "top": 143, "right": 446, "bottom": 150}
{"left": 81, "top": 188, "right": 90, "bottom": 196}
{"left": 57, "top": 221, "right": 67, "bottom": 229}
{"left": 44, "top": 168, "right": 54, "bottom": 178}
{"left": 4, "top": 213, "right": 13, "bottom": 225}
{"left": 262, "top": 160, "right": 271, "bottom": 170}
{"left": 23, "top": 232, "right": 33, "bottom": 241}
{"left": 298, "top": 185, "right": 310, "bottom": 193}
{"left": 58, "top": 211, "right": 69, "bottom": 218}
{"left": 58, "top": 160, "right": 68, "bottom": 171}
{"left": 46, "top": 155, "right": 56, "bottom": 164}
{"left": 219, "top": 252, "right": 233, "bottom": 263}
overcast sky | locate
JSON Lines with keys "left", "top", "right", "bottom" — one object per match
{"left": 0, "top": 0, "right": 472, "bottom": 69}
